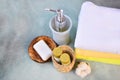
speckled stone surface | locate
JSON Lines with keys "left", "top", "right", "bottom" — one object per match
{"left": 0, "top": 0, "right": 120, "bottom": 80}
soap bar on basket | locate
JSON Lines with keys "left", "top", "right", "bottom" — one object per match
{"left": 33, "top": 40, "right": 52, "bottom": 61}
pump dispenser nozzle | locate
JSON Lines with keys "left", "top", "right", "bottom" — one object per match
{"left": 45, "top": 8, "right": 67, "bottom": 32}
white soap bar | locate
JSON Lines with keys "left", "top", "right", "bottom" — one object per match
{"left": 33, "top": 40, "right": 52, "bottom": 61}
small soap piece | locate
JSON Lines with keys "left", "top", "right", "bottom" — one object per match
{"left": 53, "top": 47, "right": 62, "bottom": 58}
{"left": 33, "top": 40, "right": 52, "bottom": 61}
{"left": 53, "top": 47, "right": 62, "bottom": 62}
{"left": 60, "top": 53, "right": 71, "bottom": 65}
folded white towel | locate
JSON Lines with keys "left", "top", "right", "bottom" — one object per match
{"left": 75, "top": 1, "right": 120, "bottom": 54}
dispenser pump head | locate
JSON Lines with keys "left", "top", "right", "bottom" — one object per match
{"left": 45, "top": 8, "right": 67, "bottom": 32}
{"left": 45, "top": 8, "right": 65, "bottom": 23}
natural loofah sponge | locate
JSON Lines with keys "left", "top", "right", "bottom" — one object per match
{"left": 75, "top": 62, "right": 91, "bottom": 78}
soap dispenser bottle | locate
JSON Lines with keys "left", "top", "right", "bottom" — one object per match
{"left": 55, "top": 9, "right": 67, "bottom": 32}
{"left": 45, "top": 8, "right": 72, "bottom": 45}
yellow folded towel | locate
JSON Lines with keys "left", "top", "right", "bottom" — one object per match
{"left": 75, "top": 48, "right": 120, "bottom": 65}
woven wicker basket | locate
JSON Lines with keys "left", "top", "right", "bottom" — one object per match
{"left": 28, "top": 36, "right": 57, "bottom": 63}
{"left": 52, "top": 45, "right": 76, "bottom": 72}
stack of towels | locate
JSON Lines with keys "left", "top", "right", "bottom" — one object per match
{"left": 74, "top": 1, "right": 120, "bottom": 65}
